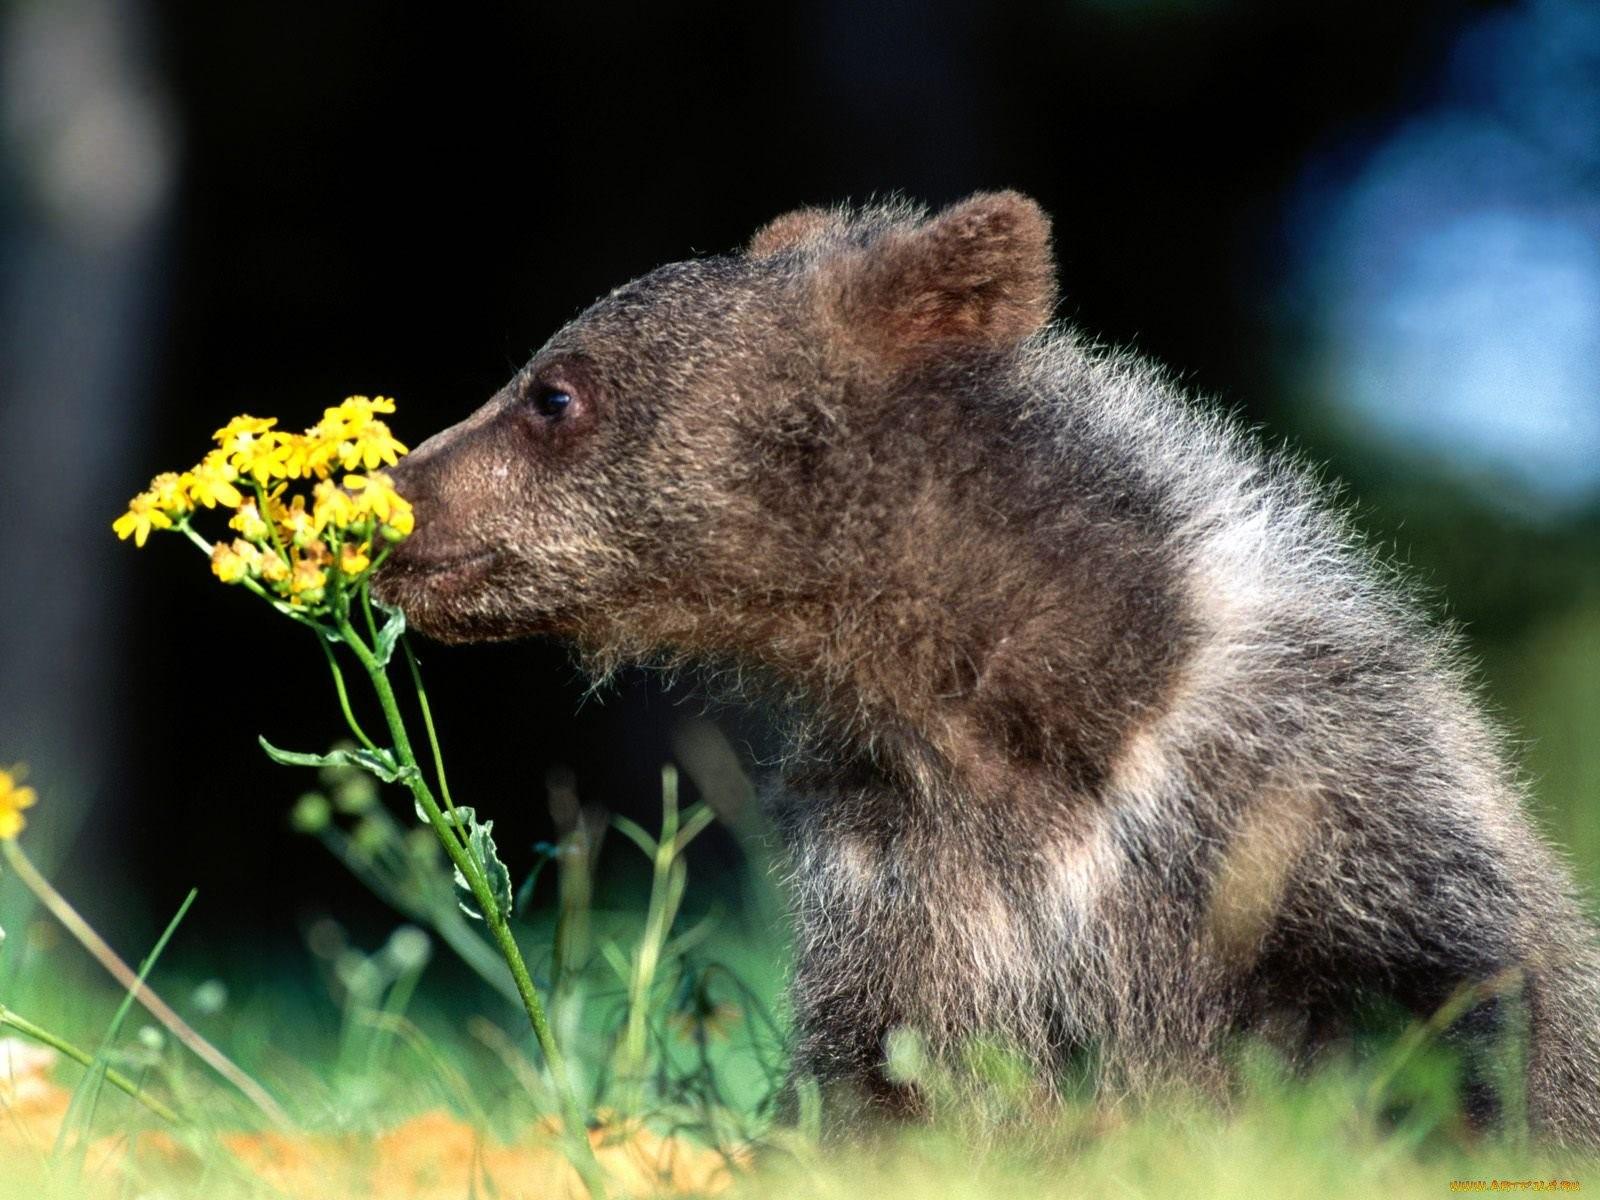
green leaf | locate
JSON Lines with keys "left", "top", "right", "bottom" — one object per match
{"left": 453, "top": 816, "right": 513, "bottom": 922}
{"left": 672, "top": 802, "right": 717, "bottom": 855}
{"left": 415, "top": 799, "right": 476, "bottom": 828}
{"left": 258, "top": 737, "right": 415, "bottom": 785}
{"left": 610, "top": 813, "right": 658, "bottom": 861}
{"left": 663, "top": 909, "right": 719, "bottom": 961}
{"left": 371, "top": 602, "right": 407, "bottom": 668}
{"left": 600, "top": 940, "right": 631, "bottom": 984}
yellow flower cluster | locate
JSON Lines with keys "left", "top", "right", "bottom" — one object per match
{"left": 114, "top": 397, "right": 413, "bottom": 610}
{"left": 0, "top": 764, "right": 38, "bottom": 840}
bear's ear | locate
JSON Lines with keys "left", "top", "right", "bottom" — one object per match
{"left": 821, "top": 191, "right": 1056, "bottom": 359}
{"left": 747, "top": 207, "right": 843, "bottom": 259}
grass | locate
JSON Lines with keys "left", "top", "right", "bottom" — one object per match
{"left": 1, "top": 757, "right": 1595, "bottom": 1199}
{"left": 0, "top": 970, "right": 1592, "bottom": 1198}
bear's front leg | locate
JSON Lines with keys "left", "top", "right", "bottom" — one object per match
{"left": 784, "top": 932, "right": 925, "bottom": 1131}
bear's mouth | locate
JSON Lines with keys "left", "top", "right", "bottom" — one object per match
{"left": 375, "top": 547, "right": 499, "bottom": 603}
{"left": 396, "top": 547, "right": 494, "bottom": 575}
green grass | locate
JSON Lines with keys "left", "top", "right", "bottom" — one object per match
{"left": 2, "top": 768, "right": 1595, "bottom": 1200}
{"left": 7, "top": 599, "right": 1600, "bottom": 1198}
{"left": 0, "top": 964, "right": 1593, "bottom": 1200}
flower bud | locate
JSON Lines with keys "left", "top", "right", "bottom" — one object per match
{"left": 291, "top": 792, "right": 332, "bottom": 833}
{"left": 230, "top": 499, "right": 270, "bottom": 541}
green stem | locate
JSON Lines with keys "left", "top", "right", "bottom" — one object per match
{"left": 361, "top": 582, "right": 381, "bottom": 645}
{"left": 177, "top": 522, "right": 213, "bottom": 555}
{"left": 0, "top": 1005, "right": 180, "bottom": 1124}
{"left": 616, "top": 766, "right": 684, "bottom": 1104}
{"left": 178, "top": 521, "right": 312, "bottom": 626}
{"left": 403, "top": 639, "right": 461, "bottom": 821}
{"left": 315, "top": 826, "right": 522, "bottom": 1005}
{"left": 334, "top": 612, "right": 606, "bottom": 1200}
{"left": 316, "top": 634, "right": 378, "bottom": 751}
{"left": 249, "top": 479, "right": 292, "bottom": 569}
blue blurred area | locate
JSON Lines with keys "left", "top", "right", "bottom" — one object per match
{"left": 1289, "top": 0, "right": 1600, "bottom": 514}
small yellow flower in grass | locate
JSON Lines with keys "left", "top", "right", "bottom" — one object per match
{"left": 210, "top": 538, "right": 259, "bottom": 584}
{"left": 188, "top": 450, "right": 244, "bottom": 509}
{"left": 0, "top": 765, "right": 38, "bottom": 840}
{"left": 112, "top": 490, "right": 173, "bottom": 547}
{"left": 667, "top": 999, "right": 742, "bottom": 1043}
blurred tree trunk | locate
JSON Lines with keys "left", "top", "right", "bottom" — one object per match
{"left": 0, "top": 0, "right": 177, "bottom": 947}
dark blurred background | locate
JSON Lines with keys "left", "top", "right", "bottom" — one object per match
{"left": 2, "top": 0, "right": 1597, "bottom": 973}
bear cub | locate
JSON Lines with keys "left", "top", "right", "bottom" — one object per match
{"left": 376, "top": 192, "right": 1600, "bottom": 1144}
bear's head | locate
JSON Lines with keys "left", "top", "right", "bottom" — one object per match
{"left": 375, "top": 192, "right": 1056, "bottom": 666}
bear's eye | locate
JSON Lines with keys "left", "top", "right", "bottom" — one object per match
{"left": 532, "top": 386, "right": 573, "bottom": 419}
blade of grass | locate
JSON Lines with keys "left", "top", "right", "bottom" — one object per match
{"left": 55, "top": 888, "right": 197, "bottom": 1159}
{"left": 1, "top": 840, "right": 291, "bottom": 1127}
{"left": 0, "top": 1005, "right": 178, "bottom": 1123}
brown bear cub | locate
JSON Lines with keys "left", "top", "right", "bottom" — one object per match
{"left": 376, "top": 192, "right": 1600, "bottom": 1143}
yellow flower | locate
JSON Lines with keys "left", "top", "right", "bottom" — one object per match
{"left": 384, "top": 506, "right": 414, "bottom": 537}
{"left": 269, "top": 490, "right": 318, "bottom": 547}
{"left": 115, "top": 396, "right": 411, "bottom": 585}
{"left": 113, "top": 491, "right": 173, "bottom": 547}
{"left": 282, "top": 397, "right": 407, "bottom": 479}
{"left": 325, "top": 395, "right": 396, "bottom": 428}
{"left": 213, "top": 413, "right": 276, "bottom": 452}
{"left": 229, "top": 499, "right": 270, "bottom": 541}
{"left": 338, "top": 542, "right": 372, "bottom": 576}
{"left": 344, "top": 472, "right": 405, "bottom": 522}
{"left": 214, "top": 413, "right": 288, "bottom": 480}
{"left": 308, "top": 397, "right": 407, "bottom": 471}
{"left": 149, "top": 471, "right": 193, "bottom": 516}
{"left": 258, "top": 550, "right": 290, "bottom": 585}
{"left": 312, "top": 479, "right": 357, "bottom": 532}
{"left": 336, "top": 420, "right": 408, "bottom": 472}
{"left": 346, "top": 472, "right": 414, "bottom": 539}
{"left": 278, "top": 432, "right": 329, "bottom": 481}
{"left": 210, "top": 538, "right": 258, "bottom": 584}
{"left": 236, "top": 431, "right": 293, "bottom": 483}
{"left": 188, "top": 450, "right": 244, "bottom": 509}
{"left": 0, "top": 765, "right": 39, "bottom": 840}
{"left": 299, "top": 538, "right": 332, "bottom": 568}
{"left": 667, "top": 1000, "right": 742, "bottom": 1043}
{"left": 290, "top": 554, "right": 327, "bottom": 604}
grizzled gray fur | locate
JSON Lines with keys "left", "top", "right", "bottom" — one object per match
{"left": 375, "top": 192, "right": 1600, "bottom": 1143}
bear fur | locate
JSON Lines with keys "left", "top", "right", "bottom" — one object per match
{"left": 375, "top": 192, "right": 1600, "bottom": 1143}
